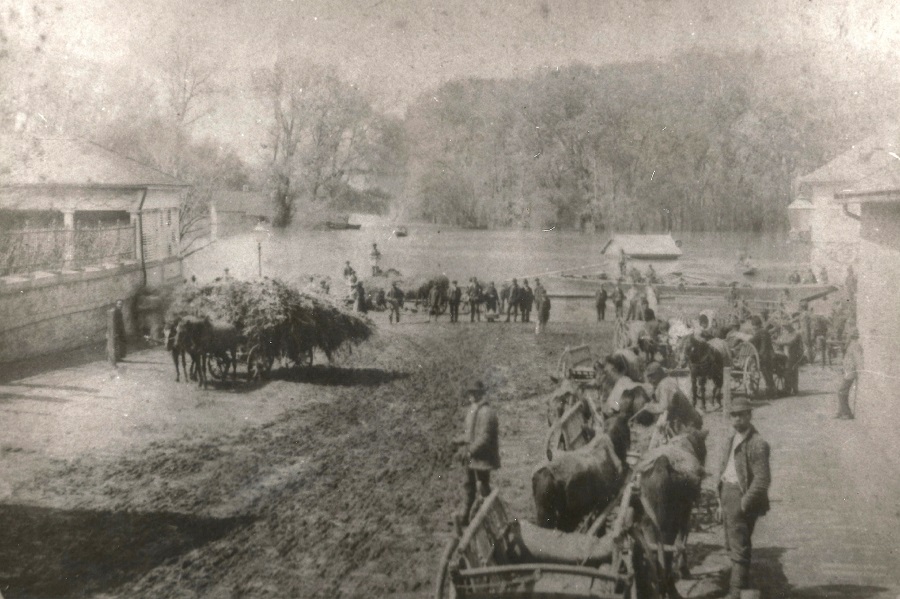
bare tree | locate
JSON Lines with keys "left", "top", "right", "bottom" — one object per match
{"left": 255, "top": 60, "right": 387, "bottom": 227}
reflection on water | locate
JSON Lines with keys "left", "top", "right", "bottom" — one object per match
{"left": 186, "top": 227, "right": 810, "bottom": 286}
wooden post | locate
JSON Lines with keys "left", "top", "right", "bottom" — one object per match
{"left": 107, "top": 308, "right": 119, "bottom": 366}
{"left": 63, "top": 210, "right": 75, "bottom": 269}
{"left": 723, "top": 366, "right": 732, "bottom": 413}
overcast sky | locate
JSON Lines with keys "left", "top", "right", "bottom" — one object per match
{"left": 12, "top": 0, "right": 900, "bottom": 159}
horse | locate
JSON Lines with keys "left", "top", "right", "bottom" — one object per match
{"left": 635, "top": 428, "right": 709, "bottom": 598}
{"left": 164, "top": 320, "right": 196, "bottom": 383}
{"left": 175, "top": 317, "right": 240, "bottom": 388}
{"left": 678, "top": 335, "right": 730, "bottom": 410}
{"left": 532, "top": 415, "right": 631, "bottom": 532}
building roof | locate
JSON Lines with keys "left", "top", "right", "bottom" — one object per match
{"left": 797, "top": 128, "right": 900, "bottom": 186}
{"left": 601, "top": 234, "right": 682, "bottom": 259}
{"left": 214, "top": 190, "right": 273, "bottom": 218}
{"left": 0, "top": 136, "right": 185, "bottom": 188}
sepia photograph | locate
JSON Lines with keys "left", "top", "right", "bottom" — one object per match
{"left": 1, "top": 1, "right": 898, "bottom": 597}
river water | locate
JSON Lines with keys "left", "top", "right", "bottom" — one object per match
{"left": 187, "top": 226, "right": 810, "bottom": 288}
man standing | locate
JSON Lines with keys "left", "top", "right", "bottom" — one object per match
{"left": 484, "top": 282, "right": 499, "bottom": 315}
{"left": 717, "top": 398, "right": 771, "bottom": 599}
{"left": 386, "top": 281, "right": 404, "bottom": 324}
{"left": 533, "top": 279, "right": 548, "bottom": 334}
{"left": 618, "top": 248, "right": 628, "bottom": 277}
{"left": 448, "top": 280, "right": 462, "bottom": 323}
{"left": 467, "top": 277, "right": 482, "bottom": 322}
{"left": 595, "top": 285, "right": 608, "bottom": 321}
{"left": 110, "top": 299, "right": 128, "bottom": 362}
{"left": 612, "top": 285, "right": 625, "bottom": 319}
{"left": 798, "top": 302, "right": 813, "bottom": 363}
{"left": 506, "top": 278, "right": 521, "bottom": 322}
{"left": 836, "top": 328, "right": 861, "bottom": 419}
{"left": 776, "top": 324, "right": 804, "bottom": 396}
{"left": 428, "top": 283, "right": 441, "bottom": 323}
{"left": 521, "top": 279, "right": 534, "bottom": 323}
{"left": 454, "top": 381, "right": 500, "bottom": 530}
{"left": 370, "top": 243, "right": 382, "bottom": 276}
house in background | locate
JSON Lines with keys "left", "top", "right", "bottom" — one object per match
{"left": 834, "top": 158, "right": 900, "bottom": 463}
{"left": 0, "top": 136, "right": 186, "bottom": 279}
{"left": 210, "top": 189, "right": 273, "bottom": 240}
{"left": 792, "top": 130, "right": 900, "bottom": 280}
{"left": 0, "top": 135, "right": 187, "bottom": 362}
{"left": 601, "top": 234, "right": 683, "bottom": 260}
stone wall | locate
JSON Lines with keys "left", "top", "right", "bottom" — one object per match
{"left": 0, "top": 258, "right": 181, "bottom": 363}
{"left": 856, "top": 202, "right": 900, "bottom": 465}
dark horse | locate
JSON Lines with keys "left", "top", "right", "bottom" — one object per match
{"left": 636, "top": 428, "right": 709, "bottom": 598}
{"left": 679, "top": 335, "right": 728, "bottom": 410}
{"left": 174, "top": 317, "right": 240, "bottom": 388}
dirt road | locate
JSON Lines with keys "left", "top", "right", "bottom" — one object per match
{"left": 0, "top": 313, "right": 616, "bottom": 598}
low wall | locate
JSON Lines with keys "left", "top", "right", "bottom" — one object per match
{"left": 0, "top": 258, "right": 182, "bottom": 363}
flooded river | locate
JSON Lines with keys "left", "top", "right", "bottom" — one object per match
{"left": 187, "top": 226, "right": 810, "bottom": 287}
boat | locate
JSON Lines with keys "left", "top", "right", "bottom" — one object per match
{"left": 393, "top": 226, "right": 408, "bottom": 237}
{"left": 742, "top": 267, "right": 758, "bottom": 277}
{"left": 325, "top": 221, "right": 361, "bottom": 230}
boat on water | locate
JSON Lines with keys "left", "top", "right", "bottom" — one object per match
{"left": 393, "top": 226, "right": 408, "bottom": 237}
{"left": 325, "top": 221, "right": 362, "bottom": 230}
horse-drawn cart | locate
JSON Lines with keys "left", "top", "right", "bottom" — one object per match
{"left": 728, "top": 341, "right": 786, "bottom": 398}
{"left": 434, "top": 490, "right": 643, "bottom": 599}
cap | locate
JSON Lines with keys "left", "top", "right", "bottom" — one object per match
{"left": 645, "top": 362, "right": 666, "bottom": 381}
{"left": 728, "top": 398, "right": 754, "bottom": 414}
{"left": 465, "top": 380, "right": 487, "bottom": 397}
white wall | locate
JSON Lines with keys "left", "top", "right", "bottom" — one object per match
{"left": 808, "top": 184, "right": 860, "bottom": 281}
{"left": 856, "top": 202, "right": 900, "bottom": 465}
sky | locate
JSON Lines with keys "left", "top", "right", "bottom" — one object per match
{"left": 7, "top": 0, "right": 900, "bottom": 160}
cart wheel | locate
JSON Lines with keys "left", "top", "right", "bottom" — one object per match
{"left": 434, "top": 536, "right": 459, "bottom": 599}
{"left": 207, "top": 355, "right": 229, "bottom": 380}
{"left": 247, "top": 346, "right": 274, "bottom": 380}
{"left": 743, "top": 355, "right": 761, "bottom": 398}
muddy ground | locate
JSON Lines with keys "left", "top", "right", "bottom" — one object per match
{"left": 1, "top": 312, "right": 633, "bottom": 598}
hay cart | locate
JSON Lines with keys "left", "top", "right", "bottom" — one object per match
{"left": 204, "top": 332, "right": 314, "bottom": 382}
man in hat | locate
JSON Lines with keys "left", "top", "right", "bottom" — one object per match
{"left": 521, "top": 279, "right": 534, "bottom": 323}
{"left": 717, "top": 398, "right": 771, "bottom": 599}
{"left": 836, "top": 328, "right": 862, "bottom": 419}
{"left": 776, "top": 323, "right": 804, "bottom": 396}
{"left": 467, "top": 277, "right": 482, "bottom": 322}
{"left": 454, "top": 381, "right": 500, "bottom": 529}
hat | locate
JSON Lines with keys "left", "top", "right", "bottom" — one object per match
{"left": 728, "top": 398, "right": 754, "bottom": 414}
{"left": 645, "top": 362, "right": 666, "bottom": 381}
{"left": 465, "top": 381, "right": 487, "bottom": 397}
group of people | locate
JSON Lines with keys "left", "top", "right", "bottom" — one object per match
{"left": 453, "top": 353, "right": 772, "bottom": 599}
{"left": 426, "top": 277, "right": 553, "bottom": 334}
{"left": 594, "top": 283, "right": 659, "bottom": 322}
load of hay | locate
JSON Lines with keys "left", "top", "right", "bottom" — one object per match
{"left": 167, "top": 278, "right": 375, "bottom": 361}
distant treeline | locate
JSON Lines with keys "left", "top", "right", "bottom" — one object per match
{"left": 402, "top": 51, "right": 898, "bottom": 232}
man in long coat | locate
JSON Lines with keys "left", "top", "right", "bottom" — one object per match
{"left": 454, "top": 381, "right": 500, "bottom": 529}
{"left": 595, "top": 286, "right": 608, "bottom": 321}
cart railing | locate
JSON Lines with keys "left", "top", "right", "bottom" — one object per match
{"left": 452, "top": 564, "right": 625, "bottom": 599}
